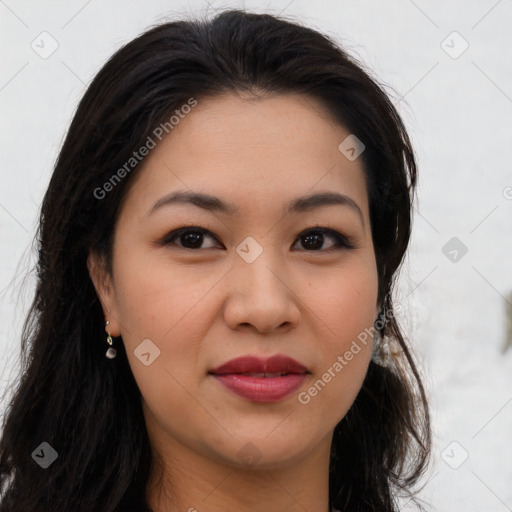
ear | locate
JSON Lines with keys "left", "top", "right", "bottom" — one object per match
{"left": 87, "top": 250, "right": 122, "bottom": 337}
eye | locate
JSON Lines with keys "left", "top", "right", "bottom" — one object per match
{"left": 292, "top": 227, "right": 355, "bottom": 251}
{"left": 161, "top": 226, "right": 355, "bottom": 251}
{"left": 161, "top": 226, "right": 221, "bottom": 250}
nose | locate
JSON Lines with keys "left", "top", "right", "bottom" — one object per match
{"left": 222, "top": 248, "right": 301, "bottom": 335}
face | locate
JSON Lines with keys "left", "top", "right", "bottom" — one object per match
{"left": 88, "top": 92, "right": 379, "bottom": 472}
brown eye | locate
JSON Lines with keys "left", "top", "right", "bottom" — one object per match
{"left": 162, "top": 227, "right": 221, "bottom": 250}
{"left": 293, "top": 228, "right": 355, "bottom": 251}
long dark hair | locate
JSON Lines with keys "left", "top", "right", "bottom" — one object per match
{"left": 0, "top": 9, "right": 431, "bottom": 512}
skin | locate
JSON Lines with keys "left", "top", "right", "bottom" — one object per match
{"left": 88, "top": 92, "right": 379, "bottom": 512}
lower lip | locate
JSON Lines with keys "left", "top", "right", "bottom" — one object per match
{"left": 211, "top": 374, "right": 307, "bottom": 402}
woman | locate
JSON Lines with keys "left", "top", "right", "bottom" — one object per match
{"left": 0, "top": 8, "right": 431, "bottom": 512}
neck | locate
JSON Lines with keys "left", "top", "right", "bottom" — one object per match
{"left": 145, "top": 432, "right": 333, "bottom": 512}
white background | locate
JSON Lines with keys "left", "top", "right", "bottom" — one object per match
{"left": 1, "top": 1, "right": 511, "bottom": 510}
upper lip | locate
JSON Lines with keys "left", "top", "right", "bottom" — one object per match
{"left": 209, "top": 355, "right": 309, "bottom": 375}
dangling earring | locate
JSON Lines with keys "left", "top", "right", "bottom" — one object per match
{"left": 105, "top": 320, "right": 117, "bottom": 359}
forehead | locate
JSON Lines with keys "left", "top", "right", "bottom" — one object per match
{"left": 120, "top": 92, "right": 370, "bottom": 222}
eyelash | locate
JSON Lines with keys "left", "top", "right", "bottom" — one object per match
{"left": 160, "top": 225, "right": 355, "bottom": 252}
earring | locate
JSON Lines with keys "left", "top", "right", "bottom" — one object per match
{"left": 105, "top": 320, "right": 117, "bottom": 359}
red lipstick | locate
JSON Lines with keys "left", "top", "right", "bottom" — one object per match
{"left": 209, "top": 355, "right": 309, "bottom": 403}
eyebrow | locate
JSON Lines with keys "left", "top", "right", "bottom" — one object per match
{"left": 147, "top": 190, "right": 365, "bottom": 226}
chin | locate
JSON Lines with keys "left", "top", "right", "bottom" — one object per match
{"left": 209, "top": 429, "right": 320, "bottom": 471}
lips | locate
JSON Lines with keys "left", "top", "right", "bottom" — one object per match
{"left": 209, "top": 355, "right": 309, "bottom": 403}
{"left": 210, "top": 354, "right": 308, "bottom": 375}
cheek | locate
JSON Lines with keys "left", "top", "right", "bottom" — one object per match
{"left": 112, "top": 244, "right": 215, "bottom": 340}
{"left": 112, "top": 261, "right": 209, "bottom": 425}
{"left": 110, "top": 247, "right": 221, "bottom": 391}
{"left": 308, "top": 252, "right": 378, "bottom": 347}
{"left": 300, "top": 258, "right": 377, "bottom": 419}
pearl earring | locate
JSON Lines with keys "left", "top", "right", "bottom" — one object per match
{"left": 105, "top": 320, "right": 117, "bottom": 359}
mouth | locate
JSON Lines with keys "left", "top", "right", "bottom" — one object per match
{"left": 209, "top": 355, "right": 310, "bottom": 403}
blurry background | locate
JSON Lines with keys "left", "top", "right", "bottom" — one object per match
{"left": 1, "top": 1, "right": 511, "bottom": 510}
